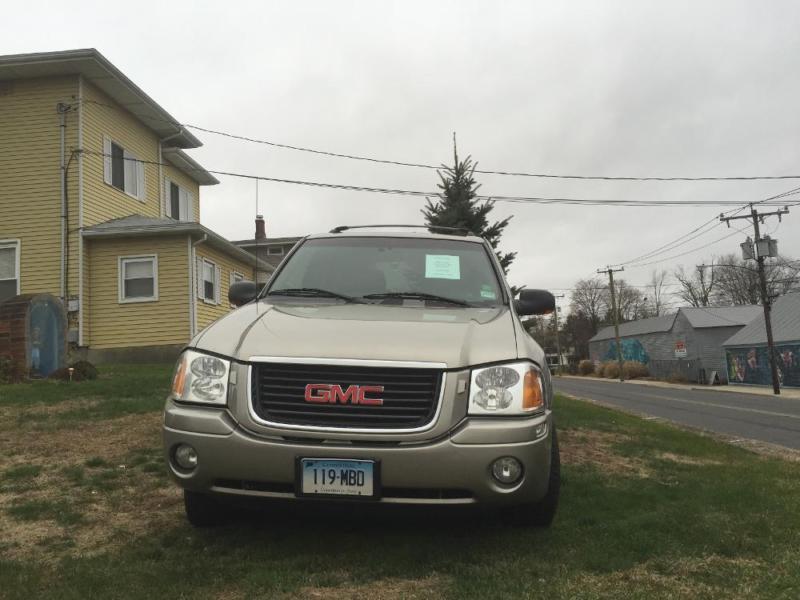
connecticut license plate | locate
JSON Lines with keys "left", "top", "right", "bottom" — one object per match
{"left": 299, "top": 458, "right": 377, "bottom": 498}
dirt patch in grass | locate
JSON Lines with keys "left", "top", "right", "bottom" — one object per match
{"left": 0, "top": 409, "right": 182, "bottom": 561}
{"left": 563, "top": 555, "right": 763, "bottom": 598}
{"left": 286, "top": 574, "right": 450, "bottom": 600}
{"left": 656, "top": 452, "right": 723, "bottom": 466}
{"left": 559, "top": 428, "right": 651, "bottom": 478}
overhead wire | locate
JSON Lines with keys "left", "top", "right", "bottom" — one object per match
{"left": 80, "top": 150, "right": 800, "bottom": 208}
{"left": 81, "top": 99, "right": 800, "bottom": 183}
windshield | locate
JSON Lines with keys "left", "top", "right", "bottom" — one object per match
{"left": 266, "top": 237, "right": 504, "bottom": 307}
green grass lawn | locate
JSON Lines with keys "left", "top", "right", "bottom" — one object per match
{"left": 1, "top": 365, "right": 799, "bottom": 599}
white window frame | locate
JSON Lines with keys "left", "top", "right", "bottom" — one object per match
{"left": 200, "top": 258, "right": 220, "bottom": 305}
{"left": 118, "top": 255, "right": 158, "bottom": 304}
{"left": 267, "top": 245, "right": 284, "bottom": 256}
{"left": 103, "top": 135, "right": 146, "bottom": 202}
{"left": 0, "top": 239, "right": 20, "bottom": 299}
{"left": 164, "top": 178, "right": 194, "bottom": 222}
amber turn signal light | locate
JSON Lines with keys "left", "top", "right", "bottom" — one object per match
{"left": 172, "top": 356, "right": 188, "bottom": 397}
{"left": 522, "top": 368, "right": 544, "bottom": 411}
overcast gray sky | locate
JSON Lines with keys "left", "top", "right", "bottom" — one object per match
{"left": 6, "top": 1, "right": 800, "bottom": 303}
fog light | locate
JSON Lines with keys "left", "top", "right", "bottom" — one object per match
{"left": 174, "top": 444, "right": 198, "bottom": 470}
{"left": 491, "top": 457, "right": 523, "bottom": 485}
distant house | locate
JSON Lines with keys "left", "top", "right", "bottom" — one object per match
{"left": 723, "top": 293, "right": 800, "bottom": 388}
{"left": 0, "top": 48, "right": 271, "bottom": 363}
{"left": 233, "top": 215, "right": 302, "bottom": 283}
{"left": 589, "top": 305, "right": 762, "bottom": 383}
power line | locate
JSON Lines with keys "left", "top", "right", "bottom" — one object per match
{"left": 626, "top": 229, "right": 745, "bottom": 269}
{"left": 610, "top": 186, "right": 800, "bottom": 268}
{"left": 80, "top": 150, "right": 800, "bottom": 208}
{"left": 81, "top": 99, "right": 800, "bottom": 182}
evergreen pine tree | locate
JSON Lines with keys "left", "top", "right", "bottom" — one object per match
{"left": 422, "top": 137, "right": 516, "bottom": 274}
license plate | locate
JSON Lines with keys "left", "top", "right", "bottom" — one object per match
{"left": 298, "top": 458, "right": 377, "bottom": 498}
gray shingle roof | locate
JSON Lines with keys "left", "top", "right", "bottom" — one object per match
{"left": 681, "top": 305, "right": 762, "bottom": 328}
{"left": 723, "top": 293, "right": 800, "bottom": 346}
{"left": 590, "top": 313, "right": 677, "bottom": 342}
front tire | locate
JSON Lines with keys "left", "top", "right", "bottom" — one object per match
{"left": 505, "top": 427, "right": 561, "bottom": 527}
{"left": 184, "top": 490, "right": 226, "bottom": 527}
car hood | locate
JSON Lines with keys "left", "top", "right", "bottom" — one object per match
{"left": 193, "top": 301, "right": 519, "bottom": 369}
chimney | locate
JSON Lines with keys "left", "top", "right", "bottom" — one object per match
{"left": 255, "top": 214, "right": 266, "bottom": 240}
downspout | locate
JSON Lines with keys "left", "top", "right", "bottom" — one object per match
{"left": 58, "top": 103, "right": 69, "bottom": 299}
{"left": 190, "top": 233, "right": 208, "bottom": 337}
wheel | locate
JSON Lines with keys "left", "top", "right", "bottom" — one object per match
{"left": 505, "top": 427, "right": 561, "bottom": 527}
{"left": 184, "top": 490, "right": 226, "bottom": 527}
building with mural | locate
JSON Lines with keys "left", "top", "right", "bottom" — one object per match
{"left": 723, "top": 293, "right": 800, "bottom": 389}
{"left": 589, "top": 305, "right": 761, "bottom": 383}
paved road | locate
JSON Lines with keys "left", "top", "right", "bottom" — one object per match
{"left": 554, "top": 378, "right": 800, "bottom": 449}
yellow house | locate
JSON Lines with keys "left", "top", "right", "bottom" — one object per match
{"left": 0, "top": 49, "right": 272, "bottom": 362}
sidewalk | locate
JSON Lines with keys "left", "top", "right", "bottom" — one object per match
{"left": 557, "top": 374, "right": 800, "bottom": 400}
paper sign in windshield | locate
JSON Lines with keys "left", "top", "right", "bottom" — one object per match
{"left": 425, "top": 255, "right": 460, "bottom": 280}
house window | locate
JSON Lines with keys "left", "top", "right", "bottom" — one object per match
{"left": 197, "top": 258, "right": 221, "bottom": 304}
{"left": 267, "top": 246, "right": 284, "bottom": 256}
{"left": 0, "top": 240, "right": 20, "bottom": 303}
{"left": 119, "top": 256, "right": 158, "bottom": 303}
{"left": 230, "top": 271, "right": 245, "bottom": 307}
{"left": 166, "top": 180, "right": 193, "bottom": 221}
{"left": 104, "top": 136, "right": 145, "bottom": 200}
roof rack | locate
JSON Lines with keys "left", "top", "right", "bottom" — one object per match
{"left": 329, "top": 224, "right": 475, "bottom": 236}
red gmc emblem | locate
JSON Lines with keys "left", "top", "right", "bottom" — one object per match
{"left": 304, "top": 383, "right": 385, "bottom": 406}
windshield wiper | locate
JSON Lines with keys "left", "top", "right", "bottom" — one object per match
{"left": 363, "top": 292, "right": 474, "bottom": 307}
{"left": 267, "top": 288, "right": 365, "bottom": 303}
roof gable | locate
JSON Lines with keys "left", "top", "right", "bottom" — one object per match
{"left": 680, "top": 305, "right": 762, "bottom": 328}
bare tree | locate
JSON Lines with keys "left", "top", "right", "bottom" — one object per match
{"left": 569, "top": 278, "right": 607, "bottom": 330}
{"left": 648, "top": 269, "right": 669, "bottom": 316}
{"left": 713, "top": 253, "right": 800, "bottom": 305}
{"left": 606, "top": 279, "right": 649, "bottom": 322}
{"left": 674, "top": 264, "right": 716, "bottom": 307}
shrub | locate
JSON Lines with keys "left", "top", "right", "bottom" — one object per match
{"left": 603, "top": 362, "right": 621, "bottom": 379}
{"left": 622, "top": 361, "right": 649, "bottom": 380}
{"left": 49, "top": 360, "right": 99, "bottom": 382}
{"left": 578, "top": 360, "right": 595, "bottom": 376}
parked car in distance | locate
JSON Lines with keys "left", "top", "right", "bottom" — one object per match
{"left": 164, "top": 225, "right": 560, "bottom": 527}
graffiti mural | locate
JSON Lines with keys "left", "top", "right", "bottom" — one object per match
{"left": 727, "top": 344, "right": 800, "bottom": 388}
{"left": 603, "top": 339, "right": 650, "bottom": 364}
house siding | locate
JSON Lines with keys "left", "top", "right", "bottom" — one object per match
{"left": 0, "top": 75, "right": 80, "bottom": 296}
{"left": 86, "top": 236, "right": 189, "bottom": 349}
{"left": 194, "top": 244, "right": 256, "bottom": 331}
{"left": 81, "top": 81, "right": 161, "bottom": 226}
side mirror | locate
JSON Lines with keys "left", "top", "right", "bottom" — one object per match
{"left": 229, "top": 280, "right": 259, "bottom": 307}
{"left": 513, "top": 289, "right": 555, "bottom": 316}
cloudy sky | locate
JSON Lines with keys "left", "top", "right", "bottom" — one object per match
{"left": 6, "top": 1, "right": 800, "bottom": 304}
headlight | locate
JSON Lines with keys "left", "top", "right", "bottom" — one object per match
{"left": 171, "top": 350, "right": 231, "bottom": 406}
{"left": 468, "top": 362, "right": 545, "bottom": 415}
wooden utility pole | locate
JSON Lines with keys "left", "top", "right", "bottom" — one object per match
{"left": 598, "top": 266, "right": 625, "bottom": 382}
{"left": 720, "top": 205, "right": 789, "bottom": 395}
{"left": 553, "top": 294, "right": 565, "bottom": 376}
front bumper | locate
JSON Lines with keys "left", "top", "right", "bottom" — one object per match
{"left": 163, "top": 400, "right": 553, "bottom": 506}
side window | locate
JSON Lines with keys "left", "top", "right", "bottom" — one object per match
{"left": 0, "top": 240, "right": 19, "bottom": 303}
{"left": 119, "top": 255, "right": 158, "bottom": 303}
{"left": 166, "top": 179, "right": 194, "bottom": 221}
{"left": 197, "top": 258, "right": 221, "bottom": 304}
{"left": 103, "top": 136, "right": 145, "bottom": 200}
